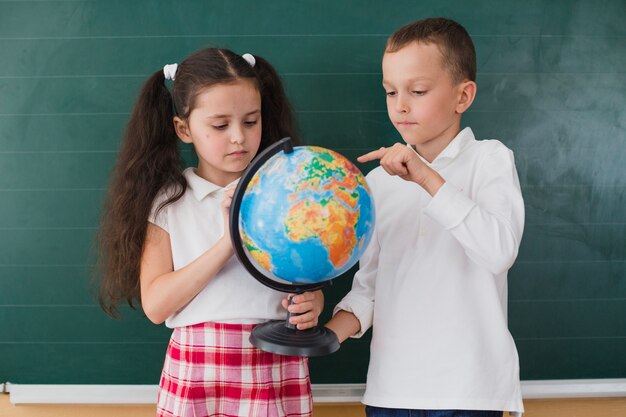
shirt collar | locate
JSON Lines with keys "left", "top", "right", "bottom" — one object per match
{"left": 407, "top": 127, "right": 475, "bottom": 167}
{"left": 184, "top": 167, "right": 225, "bottom": 201}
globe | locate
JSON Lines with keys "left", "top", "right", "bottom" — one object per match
{"left": 237, "top": 144, "right": 375, "bottom": 285}
{"left": 229, "top": 137, "right": 375, "bottom": 357}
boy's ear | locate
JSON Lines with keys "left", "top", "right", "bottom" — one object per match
{"left": 173, "top": 116, "right": 192, "bottom": 144}
{"left": 455, "top": 80, "right": 477, "bottom": 114}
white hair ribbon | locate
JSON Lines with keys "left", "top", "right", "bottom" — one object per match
{"left": 163, "top": 63, "right": 178, "bottom": 81}
{"left": 241, "top": 53, "right": 256, "bottom": 67}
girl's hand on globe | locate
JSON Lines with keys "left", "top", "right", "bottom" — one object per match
{"left": 282, "top": 290, "right": 324, "bottom": 330}
{"left": 220, "top": 185, "right": 236, "bottom": 245}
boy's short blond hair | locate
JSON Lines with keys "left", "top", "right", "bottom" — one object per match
{"left": 386, "top": 17, "right": 476, "bottom": 84}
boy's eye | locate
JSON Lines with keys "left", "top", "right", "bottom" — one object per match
{"left": 412, "top": 90, "right": 427, "bottom": 96}
{"left": 385, "top": 91, "right": 396, "bottom": 97}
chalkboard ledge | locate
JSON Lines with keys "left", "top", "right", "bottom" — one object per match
{"left": 4, "top": 383, "right": 365, "bottom": 404}
{"left": 5, "top": 380, "right": 626, "bottom": 405}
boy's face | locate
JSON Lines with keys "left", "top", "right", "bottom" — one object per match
{"left": 382, "top": 41, "right": 472, "bottom": 155}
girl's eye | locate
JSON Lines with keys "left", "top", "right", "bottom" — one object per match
{"left": 212, "top": 124, "right": 228, "bottom": 130}
{"left": 412, "top": 90, "right": 427, "bottom": 96}
{"left": 244, "top": 120, "right": 258, "bottom": 127}
{"left": 385, "top": 91, "right": 396, "bottom": 97}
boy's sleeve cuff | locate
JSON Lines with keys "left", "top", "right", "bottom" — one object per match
{"left": 424, "top": 182, "right": 476, "bottom": 229}
{"left": 333, "top": 294, "right": 374, "bottom": 338}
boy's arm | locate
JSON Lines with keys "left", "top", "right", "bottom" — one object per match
{"left": 325, "top": 310, "right": 361, "bottom": 343}
{"left": 360, "top": 142, "right": 524, "bottom": 275}
{"left": 424, "top": 146, "right": 525, "bottom": 274}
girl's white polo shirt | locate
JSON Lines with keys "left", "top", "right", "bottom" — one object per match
{"left": 149, "top": 168, "right": 285, "bottom": 328}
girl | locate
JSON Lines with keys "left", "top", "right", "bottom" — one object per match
{"left": 97, "top": 47, "right": 322, "bottom": 417}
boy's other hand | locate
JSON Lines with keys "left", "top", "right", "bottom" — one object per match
{"left": 358, "top": 144, "right": 445, "bottom": 196}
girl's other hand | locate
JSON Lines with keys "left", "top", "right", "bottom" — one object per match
{"left": 281, "top": 290, "right": 324, "bottom": 330}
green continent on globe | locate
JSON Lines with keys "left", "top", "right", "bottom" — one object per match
{"left": 293, "top": 147, "right": 367, "bottom": 203}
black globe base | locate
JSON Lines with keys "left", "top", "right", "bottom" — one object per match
{"left": 250, "top": 320, "right": 340, "bottom": 357}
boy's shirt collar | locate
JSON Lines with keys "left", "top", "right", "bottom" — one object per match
{"left": 407, "top": 127, "right": 475, "bottom": 168}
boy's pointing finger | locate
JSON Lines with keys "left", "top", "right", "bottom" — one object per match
{"left": 357, "top": 147, "right": 387, "bottom": 163}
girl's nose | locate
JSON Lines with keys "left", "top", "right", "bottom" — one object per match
{"left": 230, "top": 126, "right": 245, "bottom": 144}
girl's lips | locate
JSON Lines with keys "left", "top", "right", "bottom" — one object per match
{"left": 228, "top": 150, "right": 247, "bottom": 156}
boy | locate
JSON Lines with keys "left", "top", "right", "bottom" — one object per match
{"left": 326, "top": 18, "right": 525, "bottom": 417}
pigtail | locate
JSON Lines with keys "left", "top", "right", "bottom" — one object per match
{"left": 252, "top": 56, "right": 301, "bottom": 150}
{"left": 97, "top": 70, "right": 186, "bottom": 318}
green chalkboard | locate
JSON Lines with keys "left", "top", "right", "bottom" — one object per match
{"left": 1, "top": 0, "right": 625, "bottom": 385}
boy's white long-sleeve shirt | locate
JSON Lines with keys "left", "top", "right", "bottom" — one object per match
{"left": 335, "top": 127, "right": 525, "bottom": 413}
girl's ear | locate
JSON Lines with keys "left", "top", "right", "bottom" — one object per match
{"left": 455, "top": 80, "right": 477, "bottom": 114}
{"left": 173, "top": 116, "right": 192, "bottom": 143}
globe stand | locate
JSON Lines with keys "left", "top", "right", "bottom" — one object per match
{"left": 250, "top": 297, "right": 340, "bottom": 357}
{"left": 230, "top": 137, "right": 340, "bottom": 357}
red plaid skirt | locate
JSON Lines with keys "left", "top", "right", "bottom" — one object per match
{"left": 156, "top": 322, "right": 312, "bottom": 417}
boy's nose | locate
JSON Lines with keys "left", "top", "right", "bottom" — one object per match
{"left": 395, "top": 96, "right": 409, "bottom": 113}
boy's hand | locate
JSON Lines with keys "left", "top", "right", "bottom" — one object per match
{"left": 358, "top": 143, "right": 425, "bottom": 182}
{"left": 325, "top": 310, "right": 361, "bottom": 343}
{"left": 358, "top": 144, "right": 445, "bottom": 196}
{"left": 281, "top": 290, "right": 324, "bottom": 330}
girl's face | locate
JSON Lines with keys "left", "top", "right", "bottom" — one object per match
{"left": 382, "top": 41, "right": 474, "bottom": 161}
{"left": 174, "top": 79, "right": 262, "bottom": 186}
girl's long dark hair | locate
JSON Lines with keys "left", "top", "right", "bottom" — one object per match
{"left": 97, "top": 48, "right": 299, "bottom": 317}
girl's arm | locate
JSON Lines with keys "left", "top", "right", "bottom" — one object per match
{"left": 140, "top": 225, "right": 233, "bottom": 324}
{"left": 140, "top": 185, "right": 236, "bottom": 324}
